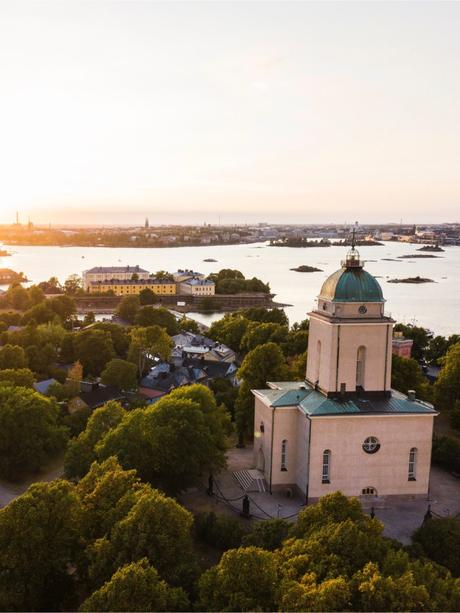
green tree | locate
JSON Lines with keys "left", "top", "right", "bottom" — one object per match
{"left": 242, "top": 518, "right": 290, "bottom": 551}
{"left": 64, "top": 274, "right": 83, "bottom": 295}
{"left": 64, "top": 401, "right": 127, "bottom": 479}
{"left": 209, "top": 377, "right": 238, "bottom": 419}
{"left": 116, "top": 295, "right": 140, "bottom": 324}
{"left": 208, "top": 315, "right": 251, "bottom": 352}
{"left": 26, "top": 342, "right": 56, "bottom": 375}
{"left": 76, "top": 457, "right": 144, "bottom": 541}
{"left": 74, "top": 329, "right": 115, "bottom": 376}
{"left": 434, "top": 342, "right": 460, "bottom": 410}
{"left": 0, "top": 385, "right": 68, "bottom": 479}
{"left": 353, "top": 562, "right": 429, "bottom": 611}
{"left": 36, "top": 321, "right": 66, "bottom": 350}
{"left": 97, "top": 385, "right": 228, "bottom": 494}
{"left": 134, "top": 306, "right": 179, "bottom": 335}
{"left": 101, "top": 358, "right": 138, "bottom": 390}
{"left": 7, "top": 283, "right": 30, "bottom": 310}
{"left": 0, "top": 343, "right": 27, "bottom": 369}
{"left": 80, "top": 558, "right": 189, "bottom": 612}
{"left": 278, "top": 573, "right": 351, "bottom": 612}
{"left": 412, "top": 517, "right": 460, "bottom": 576}
{"left": 0, "top": 367, "right": 35, "bottom": 388}
{"left": 178, "top": 317, "right": 200, "bottom": 333}
{"left": 391, "top": 354, "right": 429, "bottom": 399}
{"left": 0, "top": 480, "right": 82, "bottom": 611}
{"left": 49, "top": 294, "right": 76, "bottom": 320}
{"left": 236, "top": 342, "right": 289, "bottom": 441}
{"left": 83, "top": 311, "right": 96, "bottom": 326}
{"left": 127, "top": 325, "right": 173, "bottom": 374}
{"left": 198, "top": 546, "right": 278, "bottom": 612}
{"left": 60, "top": 332, "right": 76, "bottom": 362}
{"left": 93, "top": 322, "right": 130, "bottom": 358}
{"left": 22, "top": 301, "right": 57, "bottom": 324}
{"left": 139, "top": 288, "right": 159, "bottom": 305}
{"left": 27, "top": 284, "right": 45, "bottom": 306}
{"left": 86, "top": 487, "right": 196, "bottom": 589}
{"left": 240, "top": 322, "right": 288, "bottom": 354}
{"left": 241, "top": 307, "right": 289, "bottom": 326}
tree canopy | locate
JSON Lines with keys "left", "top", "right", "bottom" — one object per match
{"left": 101, "top": 358, "right": 138, "bottom": 390}
{"left": 80, "top": 558, "right": 189, "bottom": 612}
{"left": 97, "top": 385, "right": 228, "bottom": 494}
{"left": 0, "top": 385, "right": 68, "bottom": 480}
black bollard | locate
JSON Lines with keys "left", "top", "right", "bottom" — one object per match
{"left": 424, "top": 504, "right": 432, "bottom": 522}
{"left": 241, "top": 494, "right": 251, "bottom": 518}
{"left": 207, "top": 474, "right": 214, "bottom": 496}
{"left": 236, "top": 431, "right": 245, "bottom": 449}
{"left": 370, "top": 506, "right": 375, "bottom": 519}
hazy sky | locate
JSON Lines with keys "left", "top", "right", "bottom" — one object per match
{"left": 1, "top": 1, "right": 459, "bottom": 225}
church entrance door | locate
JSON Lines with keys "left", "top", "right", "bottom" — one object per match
{"left": 257, "top": 448, "right": 265, "bottom": 472}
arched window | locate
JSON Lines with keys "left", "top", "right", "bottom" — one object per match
{"left": 322, "top": 449, "right": 331, "bottom": 483}
{"left": 356, "top": 346, "right": 366, "bottom": 388}
{"left": 408, "top": 447, "right": 417, "bottom": 481}
{"left": 281, "top": 440, "right": 288, "bottom": 471}
{"left": 315, "top": 340, "right": 322, "bottom": 382}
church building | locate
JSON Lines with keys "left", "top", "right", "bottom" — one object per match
{"left": 252, "top": 246, "right": 436, "bottom": 502}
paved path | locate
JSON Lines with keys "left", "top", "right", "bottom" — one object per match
{"left": 0, "top": 462, "right": 64, "bottom": 509}
{"left": 181, "top": 446, "right": 460, "bottom": 545}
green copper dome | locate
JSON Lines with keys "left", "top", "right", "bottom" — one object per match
{"left": 319, "top": 267, "right": 384, "bottom": 303}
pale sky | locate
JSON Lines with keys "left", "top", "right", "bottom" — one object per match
{"left": 1, "top": 1, "right": 459, "bottom": 225}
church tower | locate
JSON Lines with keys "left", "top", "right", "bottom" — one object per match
{"left": 305, "top": 244, "right": 393, "bottom": 397}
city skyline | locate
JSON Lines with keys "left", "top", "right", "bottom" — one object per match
{"left": 1, "top": 1, "right": 460, "bottom": 224}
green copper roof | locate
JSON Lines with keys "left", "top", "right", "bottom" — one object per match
{"left": 319, "top": 267, "right": 384, "bottom": 303}
{"left": 252, "top": 382, "right": 436, "bottom": 416}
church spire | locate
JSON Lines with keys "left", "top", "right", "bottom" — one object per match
{"left": 343, "top": 223, "right": 362, "bottom": 269}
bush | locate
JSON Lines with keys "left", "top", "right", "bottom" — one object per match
{"left": 449, "top": 406, "right": 460, "bottom": 431}
{"left": 194, "top": 512, "right": 246, "bottom": 550}
{"left": 431, "top": 435, "right": 460, "bottom": 474}
{"left": 242, "top": 518, "right": 290, "bottom": 550}
{"left": 413, "top": 517, "right": 460, "bottom": 576}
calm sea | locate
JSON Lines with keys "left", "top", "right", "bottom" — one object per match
{"left": 1, "top": 242, "right": 459, "bottom": 336}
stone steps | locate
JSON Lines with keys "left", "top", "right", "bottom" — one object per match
{"left": 233, "top": 469, "right": 267, "bottom": 493}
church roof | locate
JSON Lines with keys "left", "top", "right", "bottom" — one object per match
{"left": 319, "top": 267, "right": 384, "bottom": 303}
{"left": 252, "top": 382, "right": 436, "bottom": 416}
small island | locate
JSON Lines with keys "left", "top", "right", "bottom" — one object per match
{"left": 387, "top": 276, "right": 435, "bottom": 284}
{"left": 398, "top": 254, "right": 441, "bottom": 259}
{"left": 417, "top": 244, "right": 445, "bottom": 252}
{"left": 270, "top": 238, "right": 331, "bottom": 247}
{"left": 203, "top": 258, "right": 217, "bottom": 262}
{"left": 290, "top": 265, "right": 323, "bottom": 273}
{"left": 0, "top": 269, "right": 28, "bottom": 284}
{"left": 0, "top": 249, "right": 12, "bottom": 257}
{"left": 333, "top": 239, "right": 383, "bottom": 246}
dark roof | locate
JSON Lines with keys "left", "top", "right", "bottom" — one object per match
{"left": 183, "top": 358, "right": 235, "bottom": 379}
{"left": 84, "top": 266, "right": 148, "bottom": 274}
{"left": 79, "top": 384, "right": 124, "bottom": 409}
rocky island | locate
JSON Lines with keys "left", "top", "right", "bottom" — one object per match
{"left": 290, "top": 265, "right": 323, "bottom": 272}
{"left": 417, "top": 244, "right": 445, "bottom": 252}
{"left": 387, "top": 276, "right": 435, "bottom": 284}
{"left": 398, "top": 254, "right": 441, "bottom": 259}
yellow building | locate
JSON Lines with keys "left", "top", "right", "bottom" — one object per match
{"left": 88, "top": 278, "right": 177, "bottom": 296}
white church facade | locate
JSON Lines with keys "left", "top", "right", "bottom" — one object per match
{"left": 252, "top": 246, "right": 436, "bottom": 502}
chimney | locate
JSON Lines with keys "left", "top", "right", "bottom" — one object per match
{"left": 408, "top": 390, "right": 416, "bottom": 401}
